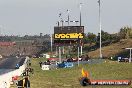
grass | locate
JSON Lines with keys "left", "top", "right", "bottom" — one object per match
{"left": 10, "top": 58, "right": 132, "bottom": 88}
{"left": 22, "top": 58, "right": 132, "bottom": 88}
{"left": 88, "top": 39, "right": 132, "bottom": 58}
{"left": 10, "top": 39, "right": 132, "bottom": 88}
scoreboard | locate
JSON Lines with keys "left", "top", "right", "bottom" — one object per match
{"left": 54, "top": 26, "right": 84, "bottom": 34}
{"left": 54, "top": 26, "right": 84, "bottom": 46}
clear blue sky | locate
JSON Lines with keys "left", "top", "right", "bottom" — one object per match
{"left": 0, "top": 0, "right": 132, "bottom": 36}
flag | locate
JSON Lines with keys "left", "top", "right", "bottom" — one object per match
{"left": 59, "top": 13, "right": 61, "bottom": 17}
{"left": 98, "top": 0, "right": 100, "bottom": 6}
{"left": 67, "top": 9, "right": 70, "bottom": 13}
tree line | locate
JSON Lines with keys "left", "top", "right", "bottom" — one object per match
{"left": 81, "top": 26, "right": 132, "bottom": 52}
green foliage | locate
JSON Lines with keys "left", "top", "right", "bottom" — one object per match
{"left": 83, "top": 32, "right": 96, "bottom": 44}
{"left": 101, "top": 30, "right": 110, "bottom": 41}
{"left": 119, "top": 26, "right": 132, "bottom": 39}
{"left": 96, "top": 30, "right": 120, "bottom": 47}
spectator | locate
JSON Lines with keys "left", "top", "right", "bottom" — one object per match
{"left": 79, "top": 56, "right": 82, "bottom": 61}
{"left": 39, "top": 61, "right": 42, "bottom": 67}
{"left": 85, "top": 55, "right": 90, "bottom": 61}
{"left": 67, "top": 58, "right": 73, "bottom": 62}
{"left": 46, "top": 60, "right": 51, "bottom": 65}
{"left": 29, "top": 62, "right": 31, "bottom": 66}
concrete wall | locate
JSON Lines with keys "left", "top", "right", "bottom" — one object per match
{"left": 0, "top": 56, "right": 29, "bottom": 88}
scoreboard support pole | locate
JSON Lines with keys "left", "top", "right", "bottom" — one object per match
{"left": 68, "top": 46, "right": 71, "bottom": 56}
{"left": 56, "top": 47, "right": 58, "bottom": 56}
{"left": 80, "top": 46, "right": 82, "bottom": 56}
{"left": 59, "top": 47, "right": 61, "bottom": 63}
{"left": 51, "top": 34, "right": 53, "bottom": 56}
{"left": 62, "top": 46, "right": 65, "bottom": 54}
{"left": 78, "top": 46, "right": 80, "bottom": 66}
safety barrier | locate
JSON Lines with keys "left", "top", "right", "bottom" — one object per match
{"left": 0, "top": 56, "right": 29, "bottom": 88}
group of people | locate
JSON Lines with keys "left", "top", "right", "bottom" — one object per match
{"left": 39, "top": 60, "right": 51, "bottom": 67}
{"left": 38, "top": 54, "right": 90, "bottom": 67}
{"left": 66, "top": 55, "right": 90, "bottom": 62}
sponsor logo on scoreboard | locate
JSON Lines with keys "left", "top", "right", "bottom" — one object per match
{"left": 54, "top": 33, "right": 84, "bottom": 39}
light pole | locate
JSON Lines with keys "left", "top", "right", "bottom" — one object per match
{"left": 79, "top": 3, "right": 83, "bottom": 56}
{"left": 98, "top": 0, "right": 102, "bottom": 58}
{"left": 79, "top": 3, "right": 82, "bottom": 26}
{"left": 58, "top": 13, "right": 62, "bottom": 63}
{"left": 77, "top": 3, "right": 82, "bottom": 67}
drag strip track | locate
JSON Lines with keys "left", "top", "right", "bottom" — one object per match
{"left": 19, "top": 57, "right": 26, "bottom": 66}
{"left": 0, "top": 56, "right": 26, "bottom": 69}
{"left": 0, "top": 69, "right": 14, "bottom": 75}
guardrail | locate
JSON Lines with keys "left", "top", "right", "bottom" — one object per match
{"left": 0, "top": 56, "right": 29, "bottom": 88}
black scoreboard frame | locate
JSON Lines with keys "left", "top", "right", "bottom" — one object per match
{"left": 54, "top": 26, "right": 84, "bottom": 46}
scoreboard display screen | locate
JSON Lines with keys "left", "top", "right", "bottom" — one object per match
{"left": 54, "top": 26, "right": 84, "bottom": 46}
{"left": 54, "top": 26, "right": 84, "bottom": 34}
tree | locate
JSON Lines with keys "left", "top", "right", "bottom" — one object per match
{"left": 119, "top": 26, "right": 132, "bottom": 39}
{"left": 96, "top": 30, "right": 120, "bottom": 47}
{"left": 83, "top": 32, "right": 96, "bottom": 44}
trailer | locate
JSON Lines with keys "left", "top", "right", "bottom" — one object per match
{"left": 57, "top": 62, "right": 74, "bottom": 68}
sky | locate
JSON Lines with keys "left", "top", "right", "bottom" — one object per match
{"left": 0, "top": 0, "right": 132, "bottom": 36}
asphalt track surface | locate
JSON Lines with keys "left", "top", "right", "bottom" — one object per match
{"left": 0, "top": 56, "right": 26, "bottom": 75}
